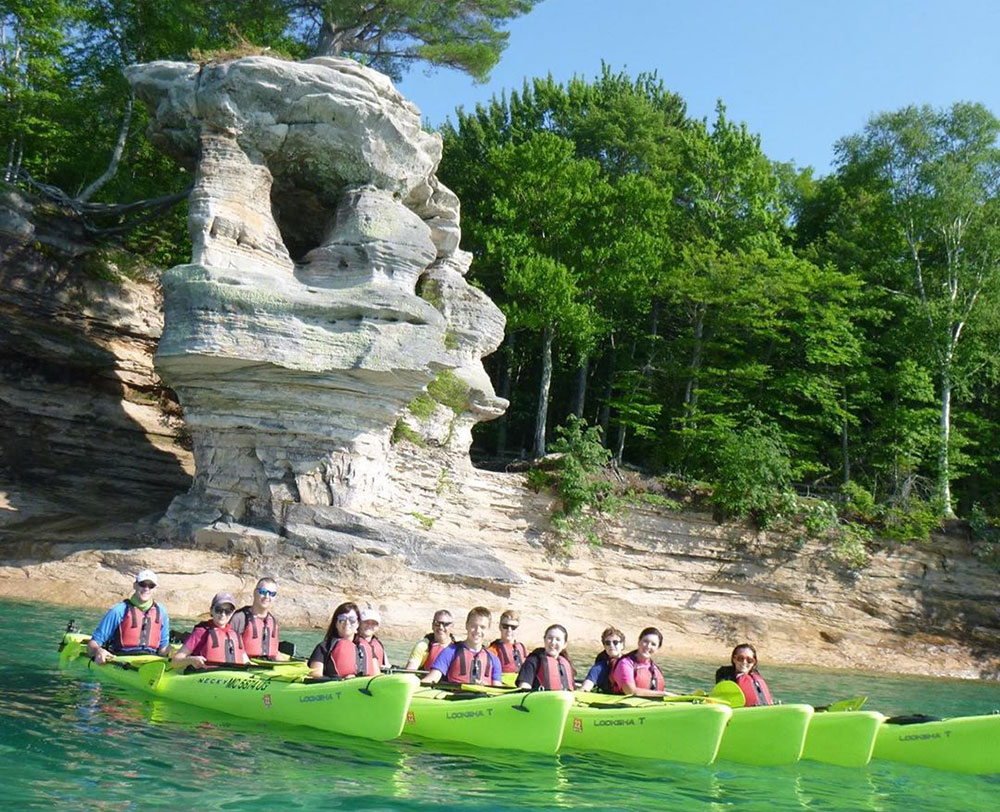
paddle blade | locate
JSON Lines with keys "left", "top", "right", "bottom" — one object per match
{"left": 710, "top": 680, "right": 746, "bottom": 708}
{"left": 822, "top": 696, "right": 868, "bottom": 712}
{"left": 137, "top": 661, "right": 166, "bottom": 691}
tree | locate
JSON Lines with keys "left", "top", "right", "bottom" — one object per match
{"left": 835, "top": 103, "right": 1000, "bottom": 516}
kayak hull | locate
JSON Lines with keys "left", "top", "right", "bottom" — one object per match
{"left": 802, "top": 711, "right": 885, "bottom": 767}
{"left": 562, "top": 695, "right": 731, "bottom": 764}
{"left": 716, "top": 704, "right": 815, "bottom": 765}
{"left": 872, "top": 713, "right": 1000, "bottom": 774}
{"left": 59, "top": 633, "right": 417, "bottom": 741}
{"left": 403, "top": 687, "right": 573, "bottom": 754}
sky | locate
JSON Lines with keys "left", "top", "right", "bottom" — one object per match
{"left": 394, "top": 0, "right": 1000, "bottom": 175}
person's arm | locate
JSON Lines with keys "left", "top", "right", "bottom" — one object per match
{"left": 307, "top": 643, "right": 327, "bottom": 677}
{"left": 515, "top": 654, "right": 537, "bottom": 691}
{"left": 155, "top": 607, "right": 171, "bottom": 657}
{"left": 86, "top": 606, "right": 124, "bottom": 664}
{"left": 489, "top": 652, "right": 504, "bottom": 687}
{"left": 404, "top": 639, "right": 428, "bottom": 671}
{"left": 579, "top": 661, "right": 604, "bottom": 692}
{"left": 170, "top": 627, "right": 208, "bottom": 670}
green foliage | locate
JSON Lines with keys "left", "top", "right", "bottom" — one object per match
{"left": 390, "top": 419, "right": 425, "bottom": 447}
{"left": 831, "top": 522, "right": 873, "bottom": 570}
{"left": 881, "top": 496, "right": 943, "bottom": 543}
{"left": 410, "top": 511, "right": 434, "bottom": 529}
{"left": 547, "top": 415, "right": 613, "bottom": 516}
{"left": 840, "top": 481, "right": 879, "bottom": 523}
{"left": 426, "top": 370, "right": 469, "bottom": 413}
{"left": 800, "top": 498, "right": 839, "bottom": 537}
{"left": 968, "top": 504, "right": 1000, "bottom": 569}
{"left": 406, "top": 392, "right": 437, "bottom": 420}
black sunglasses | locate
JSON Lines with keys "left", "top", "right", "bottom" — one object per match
{"left": 500, "top": 623, "right": 518, "bottom": 630}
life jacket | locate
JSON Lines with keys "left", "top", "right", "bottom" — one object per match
{"left": 489, "top": 639, "right": 527, "bottom": 673}
{"left": 237, "top": 608, "right": 279, "bottom": 659}
{"left": 420, "top": 633, "right": 451, "bottom": 670}
{"left": 611, "top": 650, "right": 664, "bottom": 693}
{"left": 325, "top": 637, "right": 371, "bottom": 677}
{"left": 592, "top": 649, "right": 618, "bottom": 693}
{"left": 111, "top": 600, "right": 163, "bottom": 654}
{"left": 355, "top": 636, "right": 383, "bottom": 675}
{"left": 527, "top": 648, "right": 574, "bottom": 691}
{"left": 445, "top": 643, "right": 495, "bottom": 685}
{"left": 735, "top": 671, "right": 774, "bottom": 706}
{"left": 194, "top": 621, "right": 245, "bottom": 665}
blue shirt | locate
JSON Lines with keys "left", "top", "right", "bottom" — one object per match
{"left": 430, "top": 642, "right": 503, "bottom": 686}
{"left": 91, "top": 599, "right": 170, "bottom": 653}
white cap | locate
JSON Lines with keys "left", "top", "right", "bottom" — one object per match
{"left": 134, "top": 569, "right": 158, "bottom": 586}
{"left": 360, "top": 608, "right": 381, "bottom": 623}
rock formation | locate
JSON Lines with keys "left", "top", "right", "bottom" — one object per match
{"left": 125, "top": 56, "right": 507, "bottom": 534}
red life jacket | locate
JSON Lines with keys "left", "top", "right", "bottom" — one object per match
{"left": 490, "top": 639, "right": 527, "bottom": 673}
{"left": 420, "top": 633, "right": 451, "bottom": 670}
{"left": 325, "top": 637, "right": 367, "bottom": 677}
{"left": 355, "top": 637, "right": 383, "bottom": 675}
{"left": 194, "top": 621, "right": 245, "bottom": 665}
{"left": 735, "top": 671, "right": 774, "bottom": 706}
{"left": 446, "top": 643, "right": 495, "bottom": 685}
{"left": 529, "top": 649, "right": 575, "bottom": 691}
{"left": 112, "top": 600, "right": 163, "bottom": 654}
{"left": 611, "top": 650, "right": 664, "bottom": 693}
{"left": 238, "top": 608, "right": 279, "bottom": 659}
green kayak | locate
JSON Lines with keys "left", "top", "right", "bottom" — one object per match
{"left": 59, "top": 632, "right": 417, "bottom": 741}
{"left": 403, "top": 686, "right": 574, "bottom": 754}
{"left": 562, "top": 693, "right": 732, "bottom": 765}
{"left": 802, "top": 710, "right": 885, "bottom": 767}
{"left": 715, "top": 704, "right": 815, "bottom": 765}
{"left": 872, "top": 713, "right": 1000, "bottom": 774}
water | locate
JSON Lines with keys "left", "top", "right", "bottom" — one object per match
{"left": 2, "top": 599, "right": 998, "bottom": 811}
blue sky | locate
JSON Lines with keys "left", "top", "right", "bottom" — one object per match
{"left": 395, "top": 0, "right": 1000, "bottom": 175}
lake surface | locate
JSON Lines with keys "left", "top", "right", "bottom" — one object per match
{"left": 2, "top": 599, "right": 998, "bottom": 810}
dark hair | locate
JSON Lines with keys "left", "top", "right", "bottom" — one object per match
{"left": 323, "top": 601, "right": 361, "bottom": 642}
{"left": 600, "top": 626, "right": 625, "bottom": 646}
{"left": 731, "top": 643, "right": 759, "bottom": 673}
{"left": 638, "top": 626, "right": 663, "bottom": 648}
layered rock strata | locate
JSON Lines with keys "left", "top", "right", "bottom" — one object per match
{"left": 126, "top": 56, "right": 507, "bottom": 534}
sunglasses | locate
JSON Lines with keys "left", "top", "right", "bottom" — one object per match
{"left": 137, "top": 582, "right": 156, "bottom": 589}
{"left": 603, "top": 639, "right": 623, "bottom": 646}
{"left": 432, "top": 620, "right": 453, "bottom": 628}
{"left": 500, "top": 623, "right": 518, "bottom": 630}
{"left": 257, "top": 588, "right": 277, "bottom": 598}
{"left": 734, "top": 655, "right": 755, "bottom": 662}
{"left": 336, "top": 614, "right": 359, "bottom": 624}
{"left": 212, "top": 605, "right": 235, "bottom": 616}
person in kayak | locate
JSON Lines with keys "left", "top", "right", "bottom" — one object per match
{"left": 87, "top": 569, "right": 171, "bottom": 664}
{"left": 579, "top": 626, "right": 625, "bottom": 692}
{"left": 404, "top": 609, "right": 455, "bottom": 670}
{"left": 357, "top": 607, "right": 389, "bottom": 670}
{"left": 610, "top": 626, "right": 672, "bottom": 698}
{"left": 171, "top": 592, "right": 249, "bottom": 669}
{"left": 715, "top": 643, "right": 774, "bottom": 706}
{"left": 516, "top": 624, "right": 575, "bottom": 691}
{"left": 308, "top": 601, "right": 379, "bottom": 677}
{"left": 422, "top": 606, "right": 503, "bottom": 687}
{"left": 230, "top": 576, "right": 289, "bottom": 661}
{"left": 488, "top": 609, "right": 527, "bottom": 674}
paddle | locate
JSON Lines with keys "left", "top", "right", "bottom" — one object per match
{"left": 815, "top": 696, "right": 868, "bottom": 712}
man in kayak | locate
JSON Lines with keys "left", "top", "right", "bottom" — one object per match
{"left": 357, "top": 607, "right": 389, "bottom": 670}
{"left": 715, "top": 643, "right": 774, "bottom": 706}
{"left": 230, "top": 576, "right": 289, "bottom": 661}
{"left": 171, "top": 592, "right": 250, "bottom": 668}
{"left": 422, "top": 606, "right": 504, "bottom": 687}
{"left": 488, "top": 609, "right": 527, "bottom": 675}
{"left": 404, "top": 609, "right": 455, "bottom": 670}
{"left": 86, "top": 569, "right": 171, "bottom": 664}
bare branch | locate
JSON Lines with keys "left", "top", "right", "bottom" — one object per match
{"left": 77, "top": 93, "right": 134, "bottom": 203}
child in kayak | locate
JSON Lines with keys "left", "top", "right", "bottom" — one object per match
{"left": 579, "top": 626, "right": 625, "bottom": 692}
{"left": 422, "top": 606, "right": 503, "bottom": 687}
{"left": 357, "top": 607, "right": 389, "bottom": 670}
{"left": 516, "top": 624, "right": 575, "bottom": 691}
{"left": 171, "top": 592, "right": 250, "bottom": 669}
{"left": 715, "top": 643, "right": 774, "bottom": 706}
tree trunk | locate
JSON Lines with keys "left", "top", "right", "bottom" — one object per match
{"left": 939, "top": 371, "right": 955, "bottom": 517}
{"left": 77, "top": 94, "right": 134, "bottom": 203}
{"left": 614, "top": 423, "right": 626, "bottom": 465}
{"left": 598, "top": 348, "right": 616, "bottom": 445}
{"left": 571, "top": 356, "right": 588, "bottom": 417}
{"left": 533, "top": 325, "right": 554, "bottom": 458}
{"left": 495, "top": 332, "right": 515, "bottom": 456}
{"left": 841, "top": 389, "right": 851, "bottom": 484}
{"left": 683, "top": 303, "right": 706, "bottom": 421}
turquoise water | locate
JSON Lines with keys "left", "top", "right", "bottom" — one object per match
{"left": 2, "top": 599, "right": 998, "bottom": 811}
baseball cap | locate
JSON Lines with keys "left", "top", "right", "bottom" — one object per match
{"left": 135, "top": 569, "right": 159, "bottom": 586}
{"left": 211, "top": 591, "right": 237, "bottom": 609}
{"left": 360, "top": 608, "right": 381, "bottom": 623}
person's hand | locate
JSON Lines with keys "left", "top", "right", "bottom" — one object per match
{"left": 93, "top": 648, "right": 114, "bottom": 665}
{"left": 189, "top": 656, "right": 208, "bottom": 669}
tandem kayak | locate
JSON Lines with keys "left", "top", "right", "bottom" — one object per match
{"left": 58, "top": 633, "right": 418, "bottom": 741}
{"left": 716, "top": 704, "right": 815, "bottom": 765}
{"left": 402, "top": 686, "right": 574, "bottom": 754}
{"left": 802, "top": 710, "right": 885, "bottom": 767}
{"left": 871, "top": 713, "right": 1000, "bottom": 774}
{"left": 562, "top": 693, "right": 732, "bottom": 765}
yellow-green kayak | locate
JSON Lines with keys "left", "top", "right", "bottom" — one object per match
{"left": 802, "top": 710, "right": 885, "bottom": 767}
{"left": 872, "top": 713, "right": 1000, "bottom": 774}
{"left": 716, "top": 704, "right": 815, "bottom": 765}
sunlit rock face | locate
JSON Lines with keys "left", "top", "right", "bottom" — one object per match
{"left": 126, "top": 56, "right": 507, "bottom": 531}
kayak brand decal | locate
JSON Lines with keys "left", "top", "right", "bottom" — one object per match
{"left": 572, "top": 718, "right": 583, "bottom": 733}
{"left": 593, "top": 716, "right": 646, "bottom": 727}
{"left": 195, "top": 676, "right": 267, "bottom": 692}
{"left": 445, "top": 708, "right": 495, "bottom": 720}
{"left": 406, "top": 710, "right": 415, "bottom": 725}
{"left": 298, "top": 691, "right": 343, "bottom": 703}
{"left": 898, "top": 729, "right": 951, "bottom": 742}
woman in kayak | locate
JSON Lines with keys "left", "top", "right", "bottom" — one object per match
{"left": 579, "top": 626, "right": 625, "bottom": 692}
{"left": 715, "top": 643, "right": 774, "bottom": 706}
{"left": 516, "top": 624, "right": 575, "bottom": 691}
{"left": 610, "top": 626, "right": 671, "bottom": 698}
{"left": 171, "top": 591, "right": 250, "bottom": 669}
{"left": 308, "top": 601, "right": 378, "bottom": 678}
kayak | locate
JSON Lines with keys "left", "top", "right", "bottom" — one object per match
{"left": 403, "top": 686, "right": 574, "bottom": 754}
{"left": 58, "top": 632, "right": 418, "bottom": 741}
{"left": 801, "top": 710, "right": 885, "bottom": 767}
{"left": 715, "top": 704, "right": 815, "bottom": 765}
{"left": 562, "top": 693, "right": 732, "bottom": 765}
{"left": 872, "top": 713, "right": 1000, "bottom": 774}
